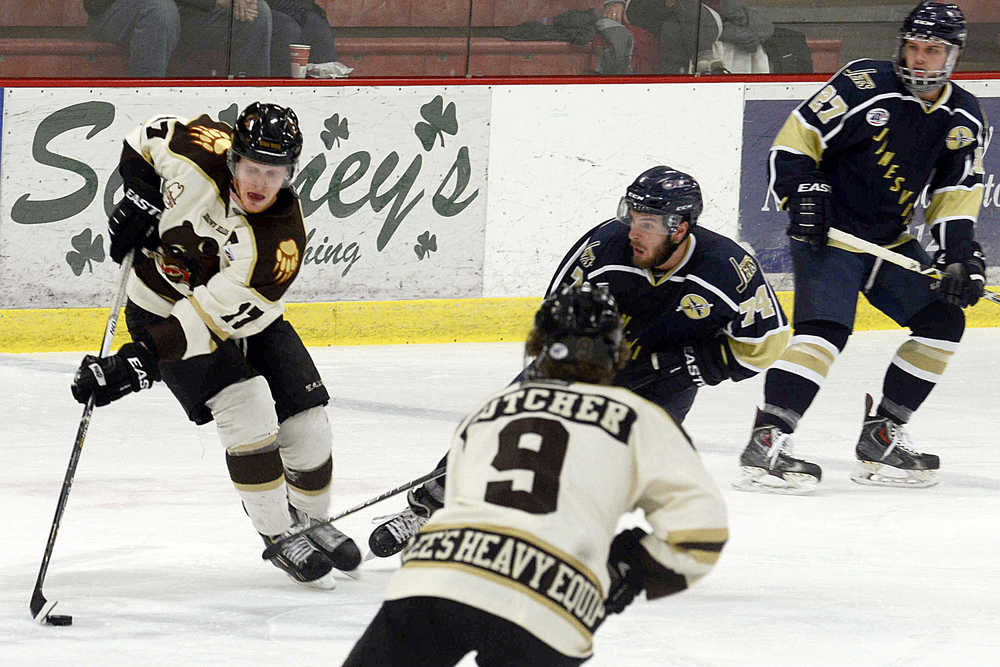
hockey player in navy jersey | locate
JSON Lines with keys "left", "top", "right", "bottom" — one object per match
{"left": 543, "top": 165, "right": 791, "bottom": 424}
{"left": 365, "top": 165, "right": 789, "bottom": 559}
{"left": 739, "top": 2, "right": 988, "bottom": 493}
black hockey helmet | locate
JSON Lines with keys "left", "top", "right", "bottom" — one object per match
{"left": 228, "top": 102, "right": 303, "bottom": 179}
{"left": 894, "top": 2, "right": 967, "bottom": 94}
{"left": 618, "top": 166, "right": 703, "bottom": 234}
{"left": 527, "top": 283, "right": 624, "bottom": 383}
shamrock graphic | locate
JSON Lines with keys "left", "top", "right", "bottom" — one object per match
{"left": 66, "top": 228, "right": 105, "bottom": 276}
{"left": 415, "top": 96, "right": 458, "bottom": 151}
{"left": 321, "top": 113, "right": 349, "bottom": 149}
{"left": 414, "top": 231, "right": 437, "bottom": 260}
{"left": 218, "top": 103, "right": 239, "bottom": 128}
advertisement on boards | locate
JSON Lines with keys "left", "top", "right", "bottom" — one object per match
{"left": 0, "top": 86, "right": 489, "bottom": 308}
{"left": 739, "top": 96, "right": 1000, "bottom": 273}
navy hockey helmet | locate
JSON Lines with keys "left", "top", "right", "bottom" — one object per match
{"left": 228, "top": 102, "right": 303, "bottom": 180}
{"left": 894, "top": 2, "right": 967, "bottom": 95}
{"left": 527, "top": 283, "right": 624, "bottom": 383}
{"left": 618, "top": 166, "right": 703, "bottom": 234}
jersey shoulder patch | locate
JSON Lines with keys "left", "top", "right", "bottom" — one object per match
{"left": 828, "top": 60, "right": 898, "bottom": 106}
{"left": 246, "top": 192, "right": 307, "bottom": 299}
{"left": 690, "top": 229, "right": 762, "bottom": 295}
{"left": 580, "top": 220, "right": 630, "bottom": 267}
{"left": 172, "top": 115, "right": 233, "bottom": 160}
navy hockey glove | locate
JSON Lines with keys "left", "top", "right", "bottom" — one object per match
{"left": 605, "top": 527, "right": 649, "bottom": 614}
{"left": 71, "top": 342, "right": 159, "bottom": 407}
{"left": 617, "top": 338, "right": 732, "bottom": 395}
{"left": 933, "top": 242, "right": 986, "bottom": 308}
{"left": 785, "top": 179, "right": 832, "bottom": 251}
{"left": 108, "top": 182, "right": 164, "bottom": 264}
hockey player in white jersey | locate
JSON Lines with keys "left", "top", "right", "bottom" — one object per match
{"left": 71, "top": 102, "right": 360, "bottom": 588}
{"left": 343, "top": 284, "right": 728, "bottom": 666}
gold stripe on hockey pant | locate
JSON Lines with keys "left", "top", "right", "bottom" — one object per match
{"left": 770, "top": 334, "right": 839, "bottom": 387}
{"left": 891, "top": 337, "right": 956, "bottom": 383}
{"left": 666, "top": 528, "right": 729, "bottom": 566}
{"left": 728, "top": 328, "right": 791, "bottom": 372}
{"left": 226, "top": 435, "right": 279, "bottom": 456}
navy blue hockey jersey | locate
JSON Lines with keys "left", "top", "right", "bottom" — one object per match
{"left": 770, "top": 59, "right": 986, "bottom": 248}
{"left": 547, "top": 221, "right": 790, "bottom": 382}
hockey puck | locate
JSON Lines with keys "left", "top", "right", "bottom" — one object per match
{"left": 47, "top": 614, "right": 73, "bottom": 626}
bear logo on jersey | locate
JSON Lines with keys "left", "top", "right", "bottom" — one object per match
{"left": 189, "top": 126, "right": 232, "bottom": 155}
{"left": 273, "top": 239, "right": 300, "bottom": 284}
{"left": 946, "top": 126, "right": 975, "bottom": 151}
{"left": 866, "top": 108, "right": 890, "bottom": 127}
{"left": 159, "top": 220, "right": 221, "bottom": 287}
{"left": 676, "top": 294, "right": 712, "bottom": 319}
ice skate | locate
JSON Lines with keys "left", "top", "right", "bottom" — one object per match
{"left": 733, "top": 412, "right": 822, "bottom": 495}
{"left": 261, "top": 530, "right": 337, "bottom": 589}
{"left": 850, "top": 394, "right": 939, "bottom": 488}
{"left": 367, "top": 485, "right": 440, "bottom": 558}
{"left": 289, "top": 506, "right": 362, "bottom": 572}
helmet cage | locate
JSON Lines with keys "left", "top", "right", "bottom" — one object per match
{"left": 894, "top": 35, "right": 961, "bottom": 94}
{"left": 893, "top": 2, "right": 966, "bottom": 95}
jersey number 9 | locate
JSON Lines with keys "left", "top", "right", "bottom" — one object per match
{"left": 485, "top": 417, "right": 569, "bottom": 514}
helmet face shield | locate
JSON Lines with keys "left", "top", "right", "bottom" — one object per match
{"left": 616, "top": 197, "right": 683, "bottom": 235}
{"left": 231, "top": 156, "right": 295, "bottom": 188}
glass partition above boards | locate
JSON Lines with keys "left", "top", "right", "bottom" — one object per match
{"left": 1, "top": 1, "right": 997, "bottom": 79}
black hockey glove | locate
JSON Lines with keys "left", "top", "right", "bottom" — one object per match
{"left": 933, "top": 242, "right": 986, "bottom": 308}
{"left": 108, "top": 182, "right": 164, "bottom": 264}
{"left": 71, "top": 342, "right": 159, "bottom": 407}
{"left": 785, "top": 179, "right": 833, "bottom": 251}
{"left": 605, "top": 527, "right": 649, "bottom": 615}
{"left": 616, "top": 338, "right": 732, "bottom": 395}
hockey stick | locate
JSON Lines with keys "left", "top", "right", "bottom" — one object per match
{"left": 827, "top": 228, "right": 1000, "bottom": 305}
{"left": 30, "top": 250, "right": 135, "bottom": 626}
{"left": 261, "top": 465, "right": 447, "bottom": 560}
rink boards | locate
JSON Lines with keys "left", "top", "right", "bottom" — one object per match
{"left": 1, "top": 76, "right": 999, "bottom": 350}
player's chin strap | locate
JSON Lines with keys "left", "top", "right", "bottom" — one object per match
{"left": 826, "top": 228, "right": 1000, "bottom": 306}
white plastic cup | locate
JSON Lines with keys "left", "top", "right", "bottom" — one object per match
{"left": 289, "top": 43, "right": 310, "bottom": 78}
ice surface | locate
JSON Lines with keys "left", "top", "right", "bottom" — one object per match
{"left": 3, "top": 330, "right": 999, "bottom": 666}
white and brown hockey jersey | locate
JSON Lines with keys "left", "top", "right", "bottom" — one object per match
{"left": 385, "top": 379, "right": 729, "bottom": 658}
{"left": 120, "top": 114, "right": 306, "bottom": 360}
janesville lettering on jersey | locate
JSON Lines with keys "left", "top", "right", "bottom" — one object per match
{"left": 468, "top": 385, "right": 637, "bottom": 444}
{"left": 401, "top": 526, "right": 607, "bottom": 634}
